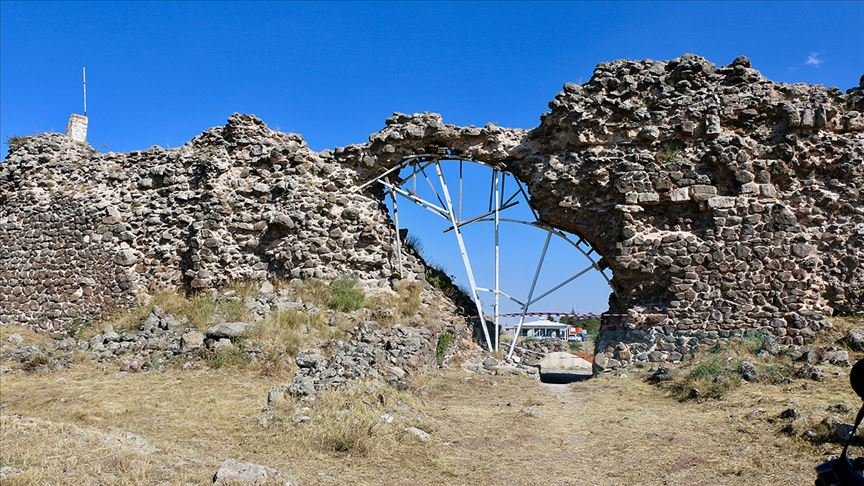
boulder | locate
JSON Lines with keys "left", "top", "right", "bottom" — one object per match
{"left": 295, "top": 350, "right": 322, "bottom": 369}
{"left": 212, "top": 459, "right": 292, "bottom": 485}
{"left": 206, "top": 322, "right": 254, "bottom": 339}
{"left": 847, "top": 329, "right": 864, "bottom": 352}
{"left": 404, "top": 426, "right": 431, "bottom": 443}
{"left": 180, "top": 331, "right": 205, "bottom": 352}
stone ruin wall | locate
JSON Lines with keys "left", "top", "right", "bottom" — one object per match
{"left": 0, "top": 116, "right": 428, "bottom": 330}
{"left": 2, "top": 55, "right": 862, "bottom": 367}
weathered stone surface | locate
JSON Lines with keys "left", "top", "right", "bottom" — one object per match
{"left": 285, "top": 323, "right": 437, "bottom": 399}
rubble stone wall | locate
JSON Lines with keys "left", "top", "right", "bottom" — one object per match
{"left": 1, "top": 116, "right": 425, "bottom": 330}
{"left": 2, "top": 55, "right": 862, "bottom": 368}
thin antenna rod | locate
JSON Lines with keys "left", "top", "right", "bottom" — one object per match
{"left": 82, "top": 66, "right": 87, "bottom": 116}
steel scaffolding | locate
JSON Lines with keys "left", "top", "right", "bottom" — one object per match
{"left": 357, "top": 153, "right": 613, "bottom": 359}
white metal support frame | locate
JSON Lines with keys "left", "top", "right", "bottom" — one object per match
{"left": 385, "top": 176, "right": 403, "bottom": 278}
{"left": 493, "top": 168, "right": 501, "bottom": 352}
{"left": 356, "top": 153, "right": 614, "bottom": 358}
{"left": 507, "top": 231, "right": 552, "bottom": 359}
{"left": 433, "top": 161, "right": 495, "bottom": 352}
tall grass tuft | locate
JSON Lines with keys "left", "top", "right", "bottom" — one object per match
{"left": 327, "top": 276, "right": 365, "bottom": 312}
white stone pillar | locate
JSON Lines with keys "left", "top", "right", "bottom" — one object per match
{"left": 65, "top": 114, "right": 88, "bottom": 143}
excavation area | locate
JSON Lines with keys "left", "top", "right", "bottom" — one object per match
{"left": 0, "top": 357, "right": 857, "bottom": 485}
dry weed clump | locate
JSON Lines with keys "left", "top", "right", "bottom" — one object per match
{"left": 663, "top": 334, "right": 798, "bottom": 401}
{"left": 245, "top": 309, "right": 352, "bottom": 377}
{"left": 365, "top": 280, "right": 427, "bottom": 326}
{"left": 281, "top": 381, "right": 427, "bottom": 456}
{"left": 97, "top": 289, "right": 251, "bottom": 334}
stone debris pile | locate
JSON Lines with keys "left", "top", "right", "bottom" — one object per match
{"left": 281, "top": 323, "right": 436, "bottom": 400}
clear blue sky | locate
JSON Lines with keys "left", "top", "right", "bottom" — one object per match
{"left": 2, "top": 1, "right": 862, "bottom": 314}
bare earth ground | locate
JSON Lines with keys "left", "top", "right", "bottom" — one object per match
{"left": 1, "top": 360, "right": 857, "bottom": 486}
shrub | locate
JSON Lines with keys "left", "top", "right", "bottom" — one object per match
{"left": 655, "top": 141, "right": 685, "bottom": 165}
{"left": 436, "top": 331, "right": 454, "bottom": 364}
{"left": 661, "top": 337, "right": 799, "bottom": 401}
{"left": 394, "top": 280, "right": 424, "bottom": 317}
{"left": 7, "top": 135, "right": 32, "bottom": 152}
{"left": 424, "top": 263, "right": 473, "bottom": 313}
{"left": 328, "top": 276, "right": 365, "bottom": 312}
{"left": 741, "top": 329, "right": 765, "bottom": 354}
{"left": 294, "top": 278, "right": 331, "bottom": 306}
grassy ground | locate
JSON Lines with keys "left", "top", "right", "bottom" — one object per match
{"left": 1, "top": 360, "right": 855, "bottom": 485}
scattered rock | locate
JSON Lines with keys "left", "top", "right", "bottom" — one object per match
{"left": 760, "top": 333, "right": 779, "bottom": 356}
{"left": 847, "top": 329, "right": 864, "bottom": 352}
{"left": 259, "top": 280, "right": 275, "bottom": 294}
{"left": 295, "top": 350, "right": 323, "bottom": 369}
{"left": 778, "top": 408, "right": 800, "bottom": 420}
{"left": 180, "top": 331, "right": 205, "bottom": 352}
{"left": 6, "top": 333, "right": 24, "bottom": 345}
{"left": 482, "top": 357, "right": 498, "bottom": 369}
{"left": 0, "top": 466, "right": 23, "bottom": 480}
{"left": 794, "top": 364, "right": 825, "bottom": 381}
{"left": 739, "top": 361, "right": 757, "bottom": 381}
{"left": 521, "top": 406, "right": 543, "bottom": 418}
{"left": 206, "top": 322, "right": 254, "bottom": 339}
{"left": 212, "top": 458, "right": 292, "bottom": 485}
{"left": 102, "top": 430, "right": 157, "bottom": 454}
{"left": 647, "top": 367, "right": 672, "bottom": 383}
{"left": 404, "top": 426, "right": 431, "bottom": 443}
{"left": 827, "top": 403, "right": 853, "bottom": 415}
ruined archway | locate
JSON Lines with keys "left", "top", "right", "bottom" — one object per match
{"left": 356, "top": 152, "right": 614, "bottom": 358}
{"left": 3, "top": 55, "right": 861, "bottom": 369}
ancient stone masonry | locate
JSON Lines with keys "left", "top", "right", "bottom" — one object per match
{"left": 508, "top": 56, "right": 864, "bottom": 368}
{"left": 1, "top": 115, "right": 425, "bottom": 330}
{"left": 2, "top": 55, "right": 862, "bottom": 368}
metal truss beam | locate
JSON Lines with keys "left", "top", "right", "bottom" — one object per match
{"left": 356, "top": 155, "right": 614, "bottom": 357}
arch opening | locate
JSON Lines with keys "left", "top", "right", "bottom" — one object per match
{"left": 358, "top": 154, "right": 615, "bottom": 358}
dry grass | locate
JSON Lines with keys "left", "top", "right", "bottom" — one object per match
{"left": 245, "top": 309, "right": 351, "bottom": 377}
{"left": 3, "top": 314, "right": 860, "bottom": 484}
{"left": 98, "top": 289, "right": 252, "bottom": 334}
{"left": 0, "top": 325, "right": 53, "bottom": 346}
{"left": 278, "top": 381, "right": 425, "bottom": 456}
{"left": 364, "top": 280, "right": 426, "bottom": 326}
{"left": 1, "top": 360, "right": 853, "bottom": 485}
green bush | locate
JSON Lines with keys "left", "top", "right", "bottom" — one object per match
{"left": 328, "top": 276, "right": 365, "bottom": 312}
{"left": 687, "top": 355, "right": 736, "bottom": 379}
{"left": 436, "top": 331, "right": 454, "bottom": 364}
{"left": 742, "top": 330, "right": 765, "bottom": 354}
